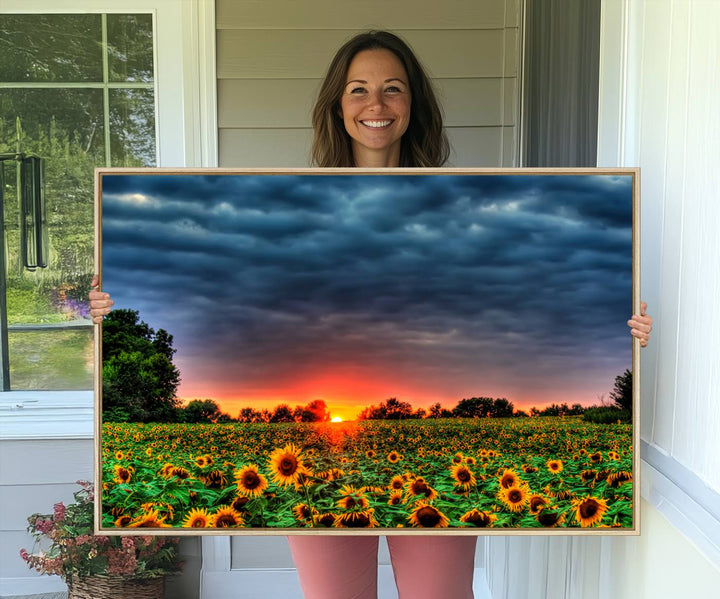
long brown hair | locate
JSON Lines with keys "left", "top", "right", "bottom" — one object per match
{"left": 311, "top": 31, "right": 449, "bottom": 168}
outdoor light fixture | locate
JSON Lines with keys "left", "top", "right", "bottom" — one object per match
{"left": 0, "top": 152, "right": 47, "bottom": 271}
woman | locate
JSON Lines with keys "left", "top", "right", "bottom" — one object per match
{"left": 90, "top": 31, "right": 653, "bottom": 599}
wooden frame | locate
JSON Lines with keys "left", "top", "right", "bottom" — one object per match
{"left": 94, "top": 167, "right": 639, "bottom": 535}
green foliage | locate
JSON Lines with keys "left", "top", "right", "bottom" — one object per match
{"left": 531, "top": 403, "right": 586, "bottom": 417}
{"left": 359, "top": 397, "right": 414, "bottom": 420}
{"left": 182, "top": 399, "right": 222, "bottom": 424}
{"left": 102, "top": 309, "right": 181, "bottom": 422}
{"left": 610, "top": 369, "right": 633, "bottom": 413}
{"left": 583, "top": 407, "right": 631, "bottom": 425}
{"left": 453, "top": 397, "right": 515, "bottom": 418}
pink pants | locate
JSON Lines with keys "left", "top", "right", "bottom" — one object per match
{"left": 287, "top": 535, "right": 477, "bottom": 599}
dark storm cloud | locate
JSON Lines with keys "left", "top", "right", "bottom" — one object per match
{"left": 101, "top": 173, "right": 633, "bottom": 402}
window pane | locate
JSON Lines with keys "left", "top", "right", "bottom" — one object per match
{"left": 8, "top": 329, "right": 93, "bottom": 390}
{"left": 107, "top": 14, "right": 154, "bottom": 83}
{"left": 110, "top": 89, "right": 156, "bottom": 167}
{"left": 0, "top": 14, "right": 102, "bottom": 82}
{"left": 0, "top": 89, "right": 106, "bottom": 165}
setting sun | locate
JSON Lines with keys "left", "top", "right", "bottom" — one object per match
{"left": 331, "top": 416, "right": 343, "bottom": 423}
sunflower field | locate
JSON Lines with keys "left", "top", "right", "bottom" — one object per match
{"left": 100, "top": 417, "right": 633, "bottom": 531}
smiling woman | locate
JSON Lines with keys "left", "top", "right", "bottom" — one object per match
{"left": 339, "top": 48, "right": 412, "bottom": 167}
{"left": 311, "top": 30, "right": 448, "bottom": 168}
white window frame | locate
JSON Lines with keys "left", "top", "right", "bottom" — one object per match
{"left": 0, "top": 0, "right": 217, "bottom": 440}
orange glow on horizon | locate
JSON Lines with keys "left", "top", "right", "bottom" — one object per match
{"left": 178, "top": 375, "right": 606, "bottom": 421}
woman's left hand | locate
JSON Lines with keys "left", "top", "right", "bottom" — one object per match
{"left": 628, "top": 301, "right": 653, "bottom": 347}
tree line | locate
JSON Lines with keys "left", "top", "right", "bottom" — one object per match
{"left": 102, "top": 309, "right": 632, "bottom": 424}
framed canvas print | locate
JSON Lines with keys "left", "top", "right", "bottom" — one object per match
{"left": 94, "top": 168, "right": 639, "bottom": 535}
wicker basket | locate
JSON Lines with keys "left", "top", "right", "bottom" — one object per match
{"left": 67, "top": 575, "right": 164, "bottom": 599}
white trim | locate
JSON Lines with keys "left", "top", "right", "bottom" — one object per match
{"left": 641, "top": 444, "right": 720, "bottom": 567}
{"left": 201, "top": 536, "right": 232, "bottom": 572}
{"left": 183, "top": 0, "right": 218, "bottom": 167}
{"left": 0, "top": 391, "right": 93, "bottom": 440}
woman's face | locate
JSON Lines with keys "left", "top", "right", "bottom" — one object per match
{"left": 340, "top": 48, "right": 411, "bottom": 166}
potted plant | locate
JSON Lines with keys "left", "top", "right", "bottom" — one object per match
{"left": 20, "top": 480, "right": 182, "bottom": 599}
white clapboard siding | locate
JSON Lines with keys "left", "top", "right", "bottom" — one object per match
{"left": 216, "top": 0, "right": 515, "bottom": 30}
{"left": 219, "top": 128, "right": 313, "bottom": 167}
{"left": 218, "top": 78, "right": 517, "bottom": 128}
{"left": 218, "top": 126, "right": 510, "bottom": 168}
{"left": 217, "top": 29, "right": 511, "bottom": 80}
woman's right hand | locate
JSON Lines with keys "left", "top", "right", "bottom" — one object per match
{"left": 89, "top": 274, "right": 114, "bottom": 324}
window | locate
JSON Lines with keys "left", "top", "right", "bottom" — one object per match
{"left": 0, "top": 13, "right": 156, "bottom": 390}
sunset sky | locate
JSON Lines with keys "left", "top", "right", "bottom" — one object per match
{"left": 101, "top": 172, "right": 633, "bottom": 420}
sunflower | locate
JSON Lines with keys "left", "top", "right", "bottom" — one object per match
{"left": 114, "top": 450, "right": 124, "bottom": 460}
{"left": 194, "top": 455, "right": 208, "bottom": 468}
{"left": 141, "top": 502, "right": 174, "bottom": 520}
{"left": 607, "top": 451, "right": 621, "bottom": 461}
{"left": 114, "top": 515, "right": 132, "bottom": 527}
{"left": 536, "top": 509, "right": 565, "bottom": 527}
{"left": 407, "top": 503, "right": 450, "bottom": 528}
{"left": 405, "top": 477, "right": 439, "bottom": 502}
{"left": 607, "top": 471, "right": 633, "bottom": 487}
{"left": 589, "top": 452, "right": 603, "bottom": 463}
{"left": 337, "top": 485, "right": 370, "bottom": 510}
{"left": 459, "top": 509, "right": 497, "bottom": 527}
{"left": 182, "top": 507, "right": 211, "bottom": 528}
{"left": 234, "top": 464, "right": 268, "bottom": 498}
{"left": 465, "top": 456, "right": 477, "bottom": 465}
{"left": 522, "top": 464, "right": 538, "bottom": 474}
{"left": 292, "top": 503, "right": 318, "bottom": 525}
{"left": 333, "top": 509, "right": 379, "bottom": 528}
{"left": 388, "top": 475, "right": 405, "bottom": 491}
{"left": 546, "top": 459, "right": 563, "bottom": 473}
{"left": 170, "top": 466, "right": 190, "bottom": 480}
{"left": 497, "top": 485, "right": 528, "bottom": 512}
{"left": 268, "top": 443, "right": 308, "bottom": 487}
{"left": 113, "top": 464, "right": 134, "bottom": 485}
{"left": 450, "top": 463, "right": 476, "bottom": 490}
{"left": 572, "top": 496, "right": 609, "bottom": 527}
{"left": 387, "top": 451, "right": 403, "bottom": 464}
{"left": 210, "top": 505, "right": 245, "bottom": 528}
{"left": 452, "top": 452, "right": 464, "bottom": 464}
{"left": 366, "top": 450, "right": 377, "bottom": 458}
{"left": 498, "top": 469, "right": 521, "bottom": 489}
{"left": 313, "top": 512, "right": 337, "bottom": 527}
{"left": 387, "top": 491, "right": 404, "bottom": 506}
{"left": 528, "top": 494, "right": 549, "bottom": 515}
{"left": 129, "top": 509, "right": 171, "bottom": 528}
